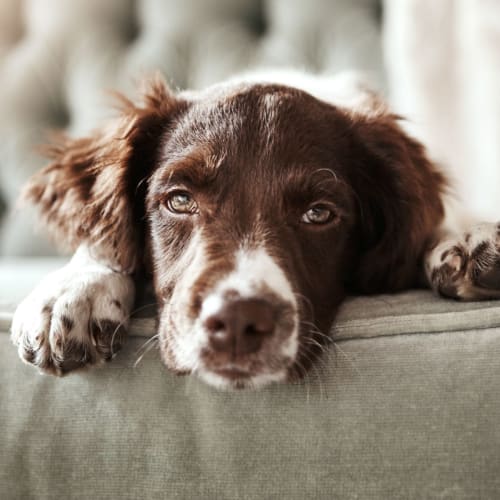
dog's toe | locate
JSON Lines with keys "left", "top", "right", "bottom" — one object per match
{"left": 90, "top": 319, "right": 126, "bottom": 360}
{"left": 11, "top": 264, "right": 134, "bottom": 375}
{"left": 427, "top": 222, "right": 500, "bottom": 300}
{"left": 472, "top": 259, "right": 500, "bottom": 290}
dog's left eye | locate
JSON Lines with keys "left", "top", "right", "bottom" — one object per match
{"left": 165, "top": 192, "right": 199, "bottom": 215}
{"left": 301, "top": 204, "right": 335, "bottom": 225}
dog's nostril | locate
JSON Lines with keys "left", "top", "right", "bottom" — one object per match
{"left": 244, "top": 324, "right": 257, "bottom": 336}
{"left": 244, "top": 317, "right": 274, "bottom": 336}
{"left": 204, "top": 317, "right": 226, "bottom": 333}
{"left": 203, "top": 298, "right": 276, "bottom": 355}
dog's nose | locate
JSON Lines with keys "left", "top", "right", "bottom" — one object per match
{"left": 203, "top": 298, "right": 276, "bottom": 355}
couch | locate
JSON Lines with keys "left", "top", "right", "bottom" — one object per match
{"left": 1, "top": 1, "right": 499, "bottom": 499}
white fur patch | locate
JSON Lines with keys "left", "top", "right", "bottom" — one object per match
{"left": 207, "top": 247, "right": 297, "bottom": 305}
{"left": 197, "top": 368, "right": 287, "bottom": 391}
{"left": 203, "top": 247, "right": 298, "bottom": 387}
{"left": 164, "top": 231, "right": 208, "bottom": 372}
{"left": 11, "top": 245, "right": 135, "bottom": 373}
{"left": 169, "top": 246, "right": 299, "bottom": 389}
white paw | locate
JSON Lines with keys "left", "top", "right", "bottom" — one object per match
{"left": 426, "top": 222, "right": 500, "bottom": 300}
{"left": 11, "top": 257, "right": 135, "bottom": 375}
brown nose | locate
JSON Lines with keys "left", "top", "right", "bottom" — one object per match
{"left": 203, "top": 298, "right": 276, "bottom": 355}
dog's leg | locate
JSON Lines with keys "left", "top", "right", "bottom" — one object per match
{"left": 425, "top": 220, "right": 500, "bottom": 300}
{"left": 11, "top": 245, "right": 135, "bottom": 375}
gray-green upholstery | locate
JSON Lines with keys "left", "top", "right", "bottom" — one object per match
{"left": 1, "top": 1, "right": 500, "bottom": 499}
{"left": 1, "top": 267, "right": 500, "bottom": 499}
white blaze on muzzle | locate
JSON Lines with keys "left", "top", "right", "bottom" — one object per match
{"left": 169, "top": 245, "right": 299, "bottom": 389}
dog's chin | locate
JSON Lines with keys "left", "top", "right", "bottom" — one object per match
{"left": 196, "top": 366, "right": 288, "bottom": 390}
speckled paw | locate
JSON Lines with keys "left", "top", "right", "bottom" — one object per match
{"left": 426, "top": 223, "right": 500, "bottom": 300}
{"left": 11, "top": 264, "right": 134, "bottom": 375}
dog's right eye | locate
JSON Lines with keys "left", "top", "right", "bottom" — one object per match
{"left": 164, "top": 191, "right": 199, "bottom": 215}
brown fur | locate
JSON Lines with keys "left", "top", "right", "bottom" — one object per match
{"left": 23, "top": 75, "right": 186, "bottom": 272}
{"left": 22, "top": 75, "right": 445, "bottom": 380}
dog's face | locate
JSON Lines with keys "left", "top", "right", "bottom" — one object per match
{"left": 26, "top": 75, "right": 445, "bottom": 389}
{"left": 147, "top": 85, "right": 357, "bottom": 388}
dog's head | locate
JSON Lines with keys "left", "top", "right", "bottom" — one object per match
{"left": 25, "top": 74, "right": 444, "bottom": 389}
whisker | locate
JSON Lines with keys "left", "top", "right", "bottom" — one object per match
{"left": 293, "top": 292, "right": 315, "bottom": 322}
{"left": 136, "top": 333, "right": 160, "bottom": 354}
{"left": 304, "top": 332, "right": 328, "bottom": 352}
{"left": 332, "top": 341, "right": 361, "bottom": 377}
{"left": 303, "top": 337, "right": 329, "bottom": 355}
{"left": 133, "top": 334, "right": 159, "bottom": 368}
{"left": 312, "top": 167, "right": 338, "bottom": 182}
{"left": 129, "top": 302, "right": 158, "bottom": 317}
{"left": 301, "top": 339, "right": 331, "bottom": 376}
{"left": 105, "top": 301, "right": 159, "bottom": 358}
{"left": 109, "top": 323, "right": 123, "bottom": 358}
{"left": 298, "top": 345, "right": 327, "bottom": 400}
{"left": 135, "top": 175, "right": 149, "bottom": 197}
{"left": 295, "top": 359, "right": 312, "bottom": 404}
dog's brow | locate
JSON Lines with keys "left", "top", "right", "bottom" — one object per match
{"left": 285, "top": 166, "right": 343, "bottom": 196}
{"left": 162, "top": 153, "right": 221, "bottom": 187}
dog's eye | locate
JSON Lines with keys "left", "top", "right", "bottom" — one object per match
{"left": 301, "top": 205, "right": 335, "bottom": 225}
{"left": 165, "top": 192, "right": 198, "bottom": 215}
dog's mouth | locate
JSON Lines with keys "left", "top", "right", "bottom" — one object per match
{"left": 213, "top": 366, "right": 252, "bottom": 380}
{"left": 197, "top": 363, "right": 289, "bottom": 390}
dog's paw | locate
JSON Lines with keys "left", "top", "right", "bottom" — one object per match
{"left": 426, "top": 222, "right": 500, "bottom": 300}
{"left": 11, "top": 262, "right": 135, "bottom": 375}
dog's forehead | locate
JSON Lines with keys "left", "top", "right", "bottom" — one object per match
{"left": 163, "top": 82, "right": 344, "bottom": 174}
{"left": 183, "top": 80, "right": 304, "bottom": 111}
{"left": 175, "top": 83, "right": 328, "bottom": 141}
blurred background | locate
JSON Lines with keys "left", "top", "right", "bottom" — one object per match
{"left": 0, "top": 0, "right": 499, "bottom": 259}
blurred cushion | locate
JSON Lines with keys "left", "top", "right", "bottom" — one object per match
{"left": 1, "top": 284, "right": 500, "bottom": 499}
{"left": 0, "top": 257, "right": 68, "bottom": 309}
{"left": 0, "top": 0, "right": 383, "bottom": 256}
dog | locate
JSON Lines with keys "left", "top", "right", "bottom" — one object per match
{"left": 11, "top": 70, "right": 500, "bottom": 389}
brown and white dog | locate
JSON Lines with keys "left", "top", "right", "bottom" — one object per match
{"left": 11, "top": 71, "right": 500, "bottom": 389}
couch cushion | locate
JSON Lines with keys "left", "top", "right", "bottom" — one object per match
{"left": 2, "top": 260, "right": 500, "bottom": 499}
{"left": 1, "top": 296, "right": 500, "bottom": 499}
{"left": 0, "top": 257, "right": 68, "bottom": 311}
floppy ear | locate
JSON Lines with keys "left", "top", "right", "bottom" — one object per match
{"left": 23, "top": 75, "right": 184, "bottom": 272}
{"left": 348, "top": 113, "right": 446, "bottom": 293}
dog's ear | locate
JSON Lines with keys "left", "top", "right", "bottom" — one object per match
{"left": 347, "top": 113, "right": 446, "bottom": 293}
{"left": 23, "top": 75, "right": 184, "bottom": 272}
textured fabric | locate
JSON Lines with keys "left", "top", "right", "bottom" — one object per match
{"left": 1, "top": 321, "right": 500, "bottom": 499}
{"left": 0, "top": 0, "right": 383, "bottom": 256}
{"left": 2, "top": 273, "right": 500, "bottom": 499}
